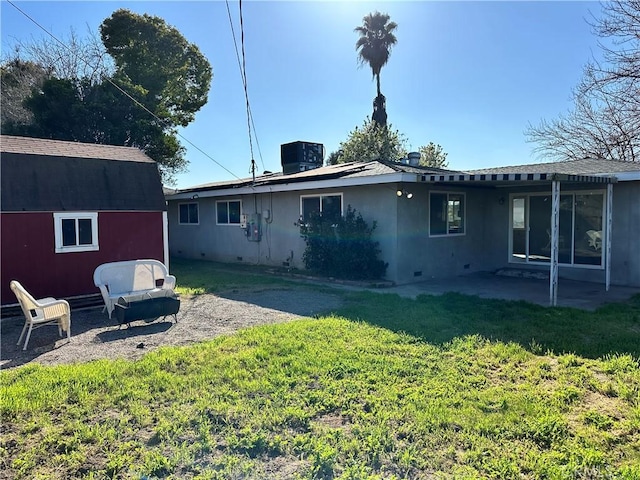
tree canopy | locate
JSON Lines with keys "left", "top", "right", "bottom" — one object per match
{"left": 526, "top": 0, "right": 639, "bottom": 163}
{"left": 329, "top": 119, "right": 450, "bottom": 170}
{"left": 101, "top": 9, "right": 211, "bottom": 128}
{"left": 1, "top": 9, "right": 213, "bottom": 184}
{"left": 355, "top": 12, "right": 397, "bottom": 128}
{"left": 355, "top": 12, "right": 397, "bottom": 98}
{"left": 336, "top": 118, "right": 407, "bottom": 164}
{"left": 419, "top": 142, "right": 449, "bottom": 168}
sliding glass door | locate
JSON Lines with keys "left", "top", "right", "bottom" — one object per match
{"left": 510, "top": 192, "right": 604, "bottom": 268}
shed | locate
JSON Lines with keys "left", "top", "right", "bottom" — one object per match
{"left": 1, "top": 135, "right": 168, "bottom": 305}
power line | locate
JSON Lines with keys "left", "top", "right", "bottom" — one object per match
{"left": 5, "top": 0, "right": 245, "bottom": 183}
{"left": 225, "top": 1, "right": 265, "bottom": 173}
{"left": 226, "top": 0, "right": 265, "bottom": 176}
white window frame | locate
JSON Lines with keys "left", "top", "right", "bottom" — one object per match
{"left": 299, "top": 193, "right": 343, "bottom": 221}
{"left": 216, "top": 199, "right": 242, "bottom": 225}
{"left": 507, "top": 190, "right": 606, "bottom": 270}
{"left": 54, "top": 212, "right": 99, "bottom": 253}
{"left": 429, "top": 191, "right": 466, "bottom": 237}
{"left": 178, "top": 202, "right": 199, "bottom": 225}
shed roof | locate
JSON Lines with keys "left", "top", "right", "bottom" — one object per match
{"left": 0, "top": 135, "right": 155, "bottom": 163}
{"left": 1, "top": 135, "right": 166, "bottom": 212}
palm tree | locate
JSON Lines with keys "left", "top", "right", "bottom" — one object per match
{"left": 355, "top": 12, "right": 398, "bottom": 122}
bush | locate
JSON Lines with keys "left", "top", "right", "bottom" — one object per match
{"left": 300, "top": 205, "right": 387, "bottom": 280}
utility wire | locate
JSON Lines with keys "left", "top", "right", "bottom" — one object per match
{"left": 225, "top": 0, "right": 265, "bottom": 173}
{"left": 6, "top": 0, "right": 245, "bottom": 184}
{"left": 239, "top": 0, "right": 256, "bottom": 181}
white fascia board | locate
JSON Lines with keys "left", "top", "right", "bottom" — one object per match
{"left": 612, "top": 171, "right": 640, "bottom": 182}
{"left": 166, "top": 172, "right": 416, "bottom": 200}
{"left": 590, "top": 171, "right": 640, "bottom": 182}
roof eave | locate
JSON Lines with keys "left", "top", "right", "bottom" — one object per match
{"left": 166, "top": 171, "right": 415, "bottom": 200}
{"left": 418, "top": 172, "right": 618, "bottom": 185}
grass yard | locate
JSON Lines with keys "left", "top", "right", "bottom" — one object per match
{"left": 1, "top": 259, "right": 639, "bottom": 479}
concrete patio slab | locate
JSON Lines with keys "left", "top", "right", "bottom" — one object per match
{"left": 366, "top": 272, "right": 639, "bottom": 310}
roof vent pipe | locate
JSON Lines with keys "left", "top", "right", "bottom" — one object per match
{"left": 407, "top": 151, "right": 421, "bottom": 166}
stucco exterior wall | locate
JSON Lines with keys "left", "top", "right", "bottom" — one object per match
{"left": 392, "top": 186, "right": 497, "bottom": 284}
{"left": 167, "top": 185, "right": 401, "bottom": 281}
{"left": 168, "top": 192, "right": 303, "bottom": 267}
{"left": 610, "top": 181, "right": 640, "bottom": 287}
{"left": 166, "top": 179, "right": 639, "bottom": 287}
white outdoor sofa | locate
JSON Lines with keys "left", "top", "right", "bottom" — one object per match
{"left": 93, "top": 259, "right": 176, "bottom": 319}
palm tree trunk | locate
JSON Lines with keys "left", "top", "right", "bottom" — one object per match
{"left": 376, "top": 74, "right": 381, "bottom": 97}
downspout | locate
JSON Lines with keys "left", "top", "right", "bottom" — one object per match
{"left": 549, "top": 179, "right": 560, "bottom": 306}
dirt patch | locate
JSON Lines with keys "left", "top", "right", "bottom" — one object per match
{"left": 0, "top": 289, "right": 344, "bottom": 370}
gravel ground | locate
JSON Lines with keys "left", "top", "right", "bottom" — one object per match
{"left": 0, "top": 288, "right": 344, "bottom": 370}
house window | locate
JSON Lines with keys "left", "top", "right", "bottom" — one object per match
{"left": 216, "top": 200, "right": 242, "bottom": 225}
{"left": 54, "top": 212, "right": 99, "bottom": 253}
{"left": 430, "top": 192, "right": 465, "bottom": 236}
{"left": 179, "top": 203, "right": 199, "bottom": 224}
{"left": 300, "top": 194, "right": 342, "bottom": 223}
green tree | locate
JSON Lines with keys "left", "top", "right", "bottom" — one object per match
{"left": 355, "top": 12, "right": 397, "bottom": 127}
{"left": 325, "top": 150, "right": 343, "bottom": 166}
{"left": 100, "top": 9, "right": 212, "bottom": 128}
{"left": 8, "top": 76, "right": 186, "bottom": 184}
{"left": 338, "top": 118, "right": 407, "bottom": 163}
{"left": 419, "top": 142, "right": 449, "bottom": 168}
{"left": 1, "top": 9, "right": 212, "bottom": 184}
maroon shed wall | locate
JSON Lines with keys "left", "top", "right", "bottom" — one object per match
{"left": 1, "top": 211, "right": 164, "bottom": 305}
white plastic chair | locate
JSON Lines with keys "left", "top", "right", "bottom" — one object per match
{"left": 10, "top": 280, "right": 71, "bottom": 350}
{"left": 586, "top": 230, "right": 602, "bottom": 251}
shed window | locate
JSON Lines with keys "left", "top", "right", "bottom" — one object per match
{"left": 217, "top": 200, "right": 242, "bottom": 225}
{"left": 429, "top": 192, "right": 465, "bottom": 236}
{"left": 179, "top": 203, "right": 199, "bottom": 224}
{"left": 54, "top": 212, "right": 99, "bottom": 253}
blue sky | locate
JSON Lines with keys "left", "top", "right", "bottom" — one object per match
{"left": 1, "top": 1, "right": 603, "bottom": 188}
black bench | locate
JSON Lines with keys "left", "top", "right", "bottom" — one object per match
{"left": 114, "top": 296, "right": 180, "bottom": 326}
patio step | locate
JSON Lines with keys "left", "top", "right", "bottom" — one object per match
{"left": 495, "top": 268, "right": 549, "bottom": 281}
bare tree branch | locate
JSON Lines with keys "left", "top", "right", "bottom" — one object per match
{"left": 527, "top": 0, "right": 640, "bottom": 162}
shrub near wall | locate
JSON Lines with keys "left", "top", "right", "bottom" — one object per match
{"left": 300, "top": 205, "right": 387, "bottom": 280}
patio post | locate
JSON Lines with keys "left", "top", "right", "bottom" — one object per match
{"left": 549, "top": 179, "right": 560, "bottom": 306}
{"left": 605, "top": 183, "right": 613, "bottom": 291}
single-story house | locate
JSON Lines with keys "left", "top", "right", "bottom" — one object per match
{"left": 166, "top": 149, "right": 639, "bottom": 305}
{"left": 1, "top": 135, "right": 169, "bottom": 306}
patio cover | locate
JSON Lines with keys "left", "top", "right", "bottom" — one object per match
{"left": 417, "top": 170, "right": 618, "bottom": 306}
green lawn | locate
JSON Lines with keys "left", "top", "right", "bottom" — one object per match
{"left": 1, "top": 259, "right": 639, "bottom": 479}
